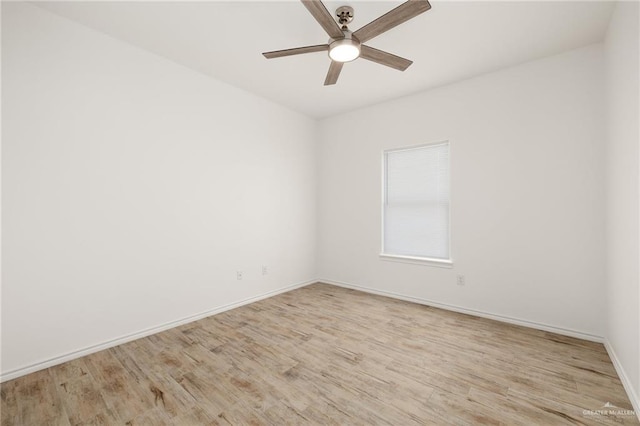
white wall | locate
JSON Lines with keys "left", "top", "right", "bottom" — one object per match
{"left": 604, "top": 0, "right": 640, "bottom": 410}
{"left": 1, "top": 2, "right": 316, "bottom": 379}
{"left": 317, "top": 44, "right": 606, "bottom": 338}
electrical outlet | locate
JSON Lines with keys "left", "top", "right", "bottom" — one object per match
{"left": 456, "top": 275, "right": 465, "bottom": 286}
{"left": 262, "top": 265, "right": 268, "bottom": 275}
{"left": 236, "top": 271, "right": 243, "bottom": 280}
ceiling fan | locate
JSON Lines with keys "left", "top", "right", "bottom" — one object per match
{"left": 262, "top": 0, "right": 432, "bottom": 86}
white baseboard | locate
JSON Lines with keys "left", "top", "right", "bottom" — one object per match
{"left": 319, "top": 278, "right": 604, "bottom": 343}
{"left": 604, "top": 340, "right": 640, "bottom": 420}
{"left": 0, "top": 279, "right": 315, "bottom": 383}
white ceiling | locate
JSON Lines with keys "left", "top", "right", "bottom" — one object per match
{"left": 33, "top": 1, "right": 614, "bottom": 119}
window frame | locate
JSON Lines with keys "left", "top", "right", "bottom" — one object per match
{"left": 380, "top": 141, "right": 453, "bottom": 268}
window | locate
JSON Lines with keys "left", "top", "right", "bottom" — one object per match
{"left": 382, "top": 142, "right": 451, "bottom": 265}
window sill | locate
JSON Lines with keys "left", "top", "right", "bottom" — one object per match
{"left": 379, "top": 254, "right": 453, "bottom": 268}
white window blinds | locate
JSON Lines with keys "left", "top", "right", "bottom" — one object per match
{"left": 383, "top": 142, "right": 450, "bottom": 260}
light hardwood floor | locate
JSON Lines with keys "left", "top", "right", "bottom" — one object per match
{"left": 1, "top": 283, "right": 638, "bottom": 425}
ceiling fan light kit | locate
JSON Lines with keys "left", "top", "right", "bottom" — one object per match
{"left": 262, "top": 0, "right": 432, "bottom": 86}
{"left": 328, "top": 31, "right": 360, "bottom": 62}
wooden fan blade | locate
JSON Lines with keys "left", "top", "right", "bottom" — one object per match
{"left": 360, "top": 45, "right": 413, "bottom": 71}
{"left": 324, "top": 61, "right": 343, "bottom": 85}
{"left": 301, "top": 0, "right": 344, "bottom": 39}
{"left": 263, "top": 44, "right": 328, "bottom": 59}
{"left": 353, "top": 0, "right": 431, "bottom": 43}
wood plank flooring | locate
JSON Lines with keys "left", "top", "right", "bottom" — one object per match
{"left": 1, "top": 283, "right": 638, "bottom": 425}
